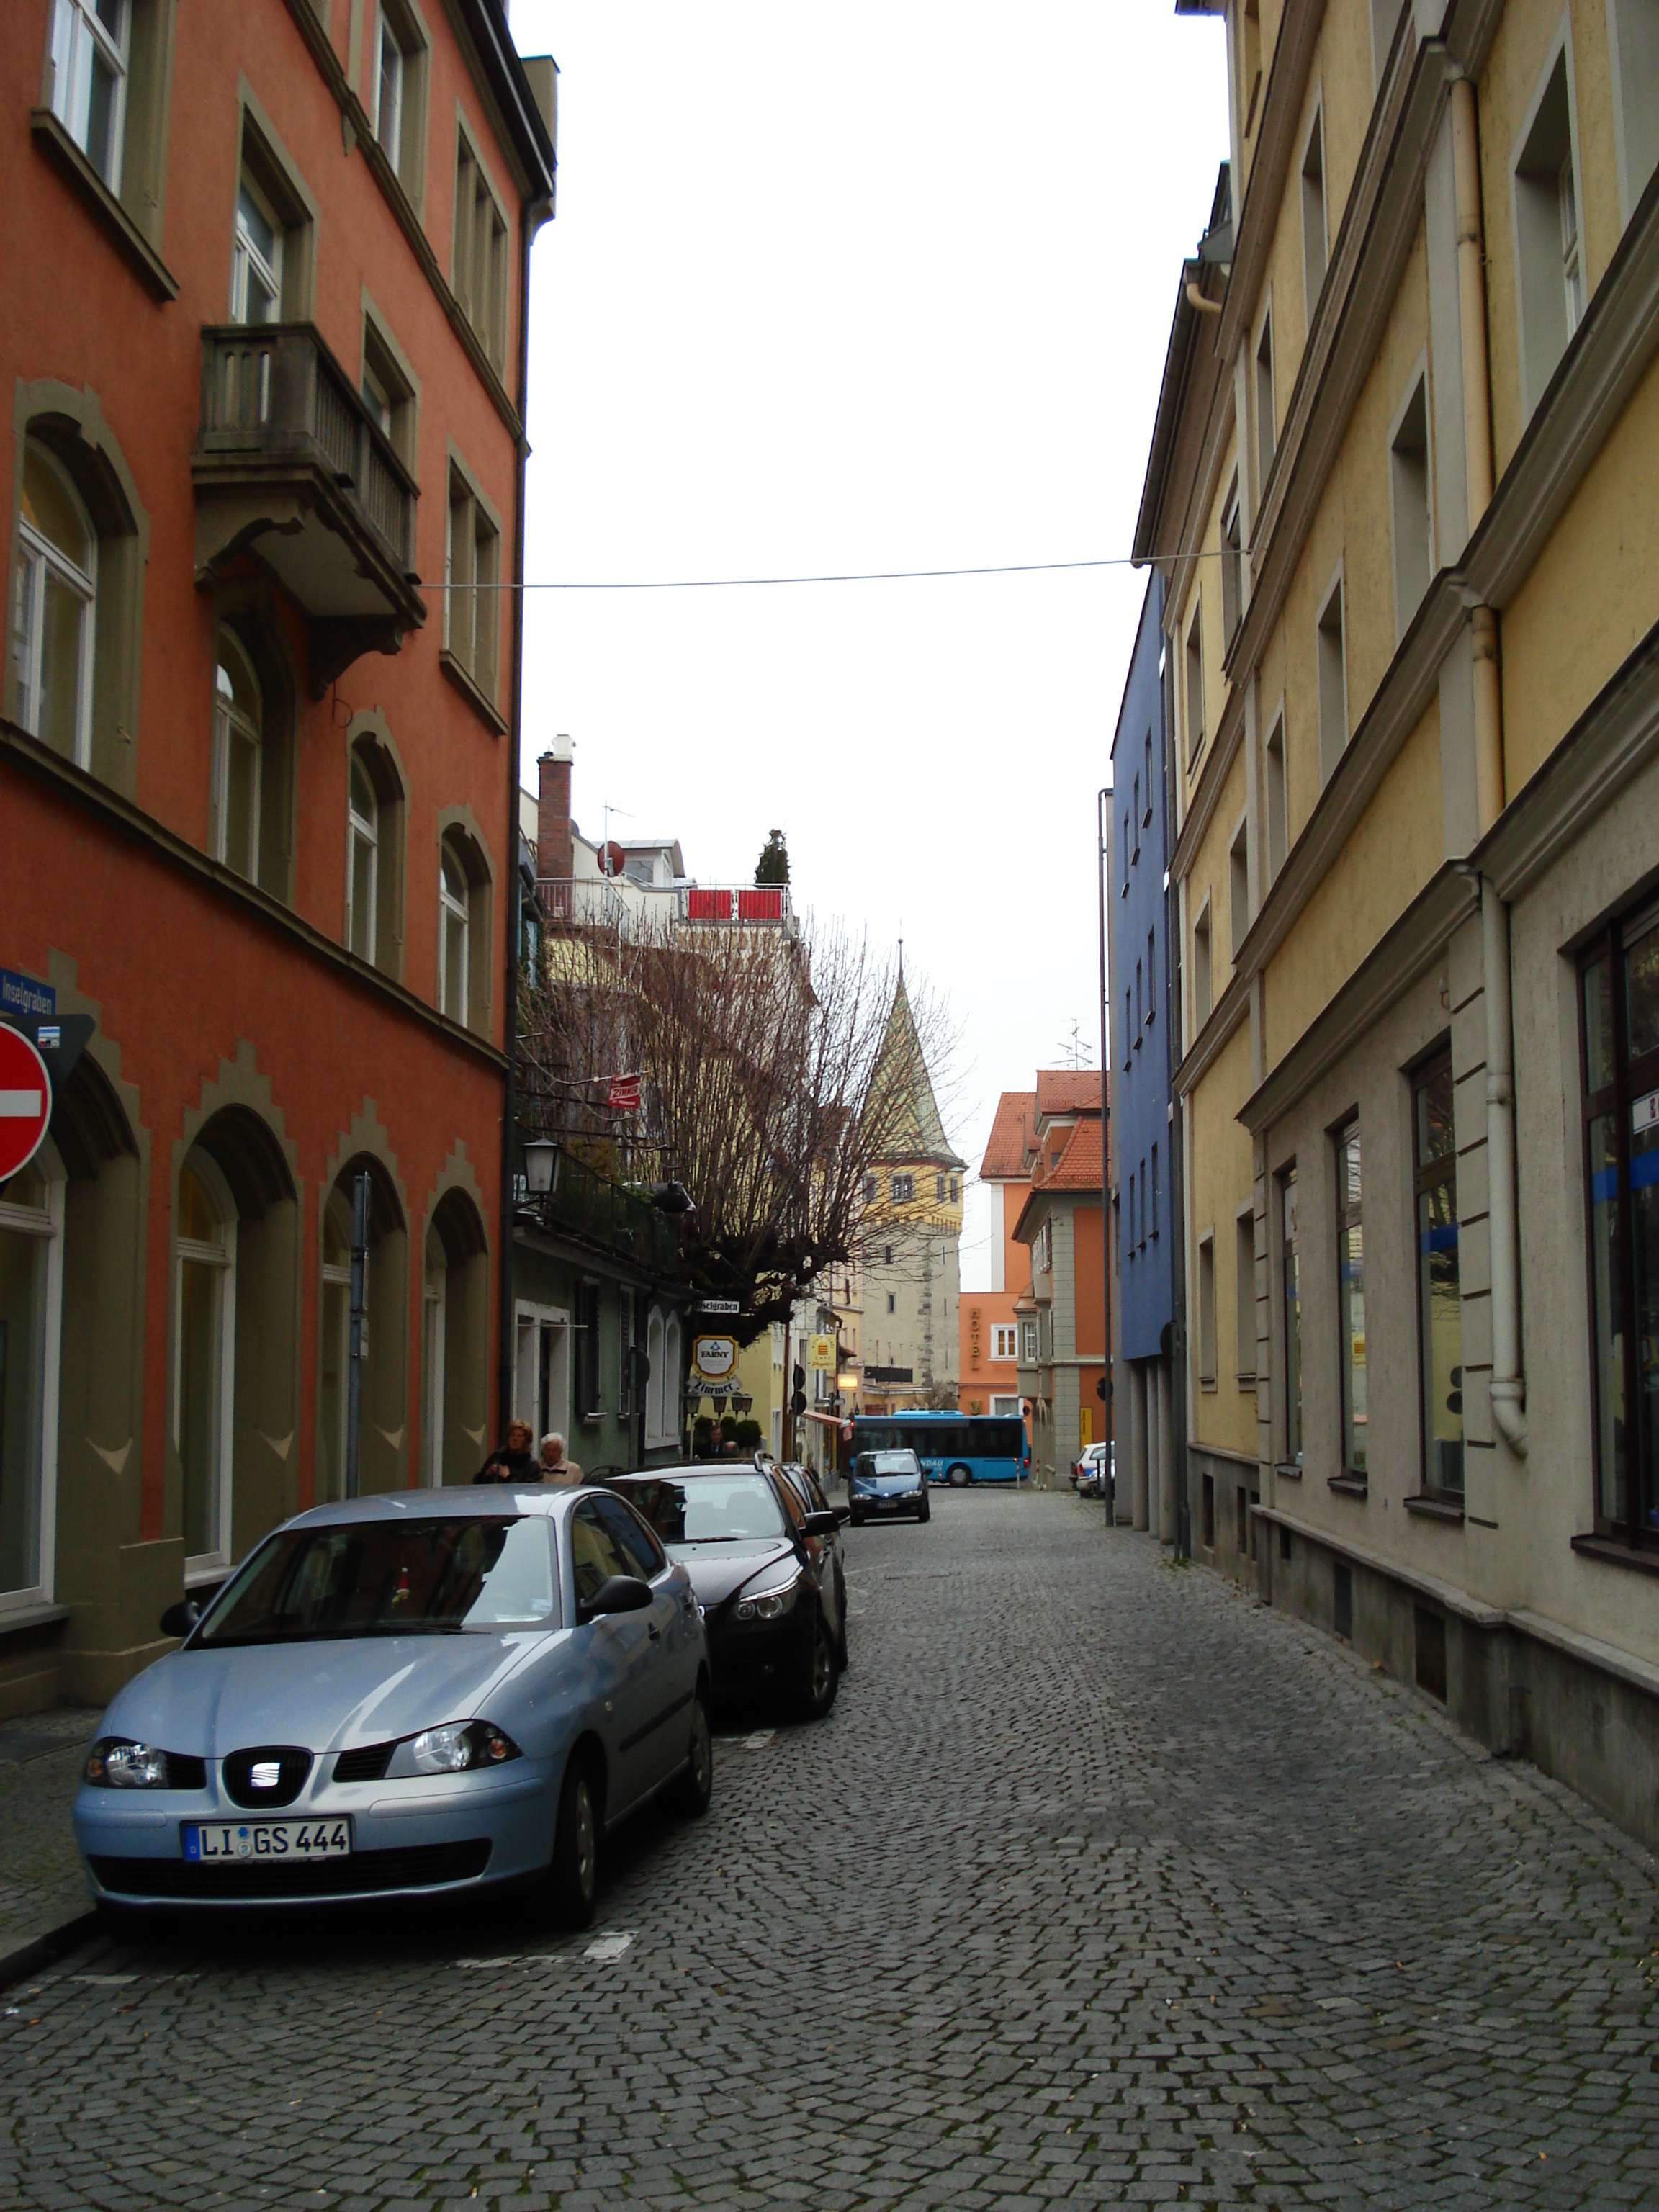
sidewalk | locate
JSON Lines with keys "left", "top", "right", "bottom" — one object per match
{"left": 0, "top": 1707, "right": 100, "bottom": 1987}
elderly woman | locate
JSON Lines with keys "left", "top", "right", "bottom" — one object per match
{"left": 477, "top": 1419, "right": 538, "bottom": 1484}
{"left": 539, "top": 1433, "right": 584, "bottom": 1486}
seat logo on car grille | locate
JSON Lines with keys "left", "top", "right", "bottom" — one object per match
{"left": 251, "top": 1761, "right": 282, "bottom": 1790}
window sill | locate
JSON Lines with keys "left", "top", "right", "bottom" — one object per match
{"left": 439, "top": 647, "right": 508, "bottom": 735}
{"left": 1404, "top": 1494, "right": 1465, "bottom": 1524}
{"left": 0, "top": 1601, "right": 70, "bottom": 1639}
{"left": 1237, "top": 1372, "right": 1256, "bottom": 1389}
{"left": 1199, "top": 1376, "right": 1218, "bottom": 1393}
{"left": 31, "top": 109, "right": 179, "bottom": 301}
{"left": 1327, "top": 1473, "right": 1368, "bottom": 1498}
{"left": 1570, "top": 1533, "right": 1659, "bottom": 1581}
{"left": 1275, "top": 1460, "right": 1302, "bottom": 1480}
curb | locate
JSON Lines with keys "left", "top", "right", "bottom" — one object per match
{"left": 0, "top": 1912, "right": 99, "bottom": 1997}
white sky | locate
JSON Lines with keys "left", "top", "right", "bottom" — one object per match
{"left": 509, "top": 2, "right": 1228, "bottom": 1290}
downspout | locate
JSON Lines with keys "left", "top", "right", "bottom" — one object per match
{"left": 1097, "top": 787, "right": 1114, "bottom": 1503}
{"left": 500, "top": 192, "right": 553, "bottom": 1444}
{"left": 1163, "top": 630, "right": 1190, "bottom": 1559}
{"left": 1452, "top": 75, "right": 1527, "bottom": 1456}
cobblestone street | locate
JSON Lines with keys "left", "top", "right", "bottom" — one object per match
{"left": 3, "top": 1489, "right": 1658, "bottom": 2211}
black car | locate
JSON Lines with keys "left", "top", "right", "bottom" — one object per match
{"left": 606, "top": 1465, "right": 849, "bottom": 1719}
{"left": 771, "top": 1460, "right": 850, "bottom": 1646}
{"left": 848, "top": 1448, "right": 930, "bottom": 1525}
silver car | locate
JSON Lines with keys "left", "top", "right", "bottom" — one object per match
{"left": 71, "top": 1485, "right": 711, "bottom": 1928}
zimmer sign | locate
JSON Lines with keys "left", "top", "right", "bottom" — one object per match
{"left": 691, "top": 1334, "right": 737, "bottom": 1384}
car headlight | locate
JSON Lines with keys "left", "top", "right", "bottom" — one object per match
{"left": 85, "top": 1738, "right": 168, "bottom": 1789}
{"left": 735, "top": 1574, "right": 801, "bottom": 1622}
{"left": 409, "top": 1720, "right": 522, "bottom": 1775}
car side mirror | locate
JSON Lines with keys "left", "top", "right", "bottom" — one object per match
{"left": 831, "top": 1506, "right": 851, "bottom": 1527}
{"left": 579, "top": 1574, "right": 652, "bottom": 1621}
{"left": 160, "top": 1599, "right": 201, "bottom": 1640}
{"left": 802, "top": 1511, "right": 840, "bottom": 1539}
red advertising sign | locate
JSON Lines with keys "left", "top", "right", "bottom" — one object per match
{"left": 606, "top": 1073, "right": 642, "bottom": 1111}
{"left": 0, "top": 1025, "right": 51, "bottom": 1179}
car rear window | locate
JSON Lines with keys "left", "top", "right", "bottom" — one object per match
{"left": 613, "top": 1475, "right": 786, "bottom": 1545}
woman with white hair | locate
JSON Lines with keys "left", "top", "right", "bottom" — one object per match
{"left": 539, "top": 1432, "right": 583, "bottom": 1486}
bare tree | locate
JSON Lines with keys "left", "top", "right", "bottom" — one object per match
{"left": 517, "top": 910, "right": 959, "bottom": 1341}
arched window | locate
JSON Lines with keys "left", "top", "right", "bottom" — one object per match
{"left": 320, "top": 1158, "right": 407, "bottom": 1496}
{"left": 0, "top": 1151, "right": 66, "bottom": 1608}
{"left": 346, "top": 749, "right": 379, "bottom": 962}
{"left": 212, "top": 629, "right": 262, "bottom": 881}
{"left": 439, "top": 836, "right": 470, "bottom": 1022}
{"left": 174, "top": 1152, "right": 237, "bottom": 1570}
{"left": 426, "top": 1190, "right": 488, "bottom": 1485}
{"left": 14, "top": 441, "right": 96, "bottom": 767}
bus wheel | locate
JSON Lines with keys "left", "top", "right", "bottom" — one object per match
{"left": 947, "top": 1463, "right": 971, "bottom": 1488}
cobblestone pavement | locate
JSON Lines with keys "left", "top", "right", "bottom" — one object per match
{"left": 0, "top": 1709, "right": 101, "bottom": 1961}
{"left": 3, "top": 1491, "right": 1658, "bottom": 2211}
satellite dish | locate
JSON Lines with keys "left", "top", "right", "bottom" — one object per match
{"left": 602, "top": 840, "right": 626, "bottom": 878}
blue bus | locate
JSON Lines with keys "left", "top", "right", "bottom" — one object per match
{"left": 850, "top": 1411, "right": 1029, "bottom": 1487}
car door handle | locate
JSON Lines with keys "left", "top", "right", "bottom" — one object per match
{"left": 647, "top": 1622, "right": 660, "bottom": 1642}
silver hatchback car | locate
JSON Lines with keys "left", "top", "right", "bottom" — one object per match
{"left": 72, "top": 1485, "right": 711, "bottom": 1927}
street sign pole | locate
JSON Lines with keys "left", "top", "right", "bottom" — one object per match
{"left": 345, "top": 1170, "right": 370, "bottom": 1499}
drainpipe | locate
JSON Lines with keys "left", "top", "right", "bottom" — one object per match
{"left": 1097, "top": 788, "right": 1114, "bottom": 1499}
{"left": 1452, "top": 75, "right": 1527, "bottom": 1456}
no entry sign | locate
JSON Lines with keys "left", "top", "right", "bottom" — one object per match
{"left": 0, "top": 1024, "right": 51, "bottom": 1180}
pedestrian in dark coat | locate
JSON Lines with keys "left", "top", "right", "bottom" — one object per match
{"left": 478, "top": 1419, "right": 537, "bottom": 1483}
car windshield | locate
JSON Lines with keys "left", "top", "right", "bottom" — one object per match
{"left": 194, "top": 1516, "right": 559, "bottom": 1644}
{"left": 615, "top": 1474, "right": 787, "bottom": 1545}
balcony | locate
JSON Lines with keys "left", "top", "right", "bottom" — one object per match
{"left": 515, "top": 1146, "right": 681, "bottom": 1274}
{"left": 536, "top": 877, "right": 799, "bottom": 943}
{"left": 192, "top": 324, "right": 426, "bottom": 696}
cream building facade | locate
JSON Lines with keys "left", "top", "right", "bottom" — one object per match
{"left": 1143, "top": 0, "right": 1659, "bottom": 1845}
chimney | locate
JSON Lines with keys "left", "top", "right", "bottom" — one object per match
{"left": 537, "top": 733, "right": 573, "bottom": 885}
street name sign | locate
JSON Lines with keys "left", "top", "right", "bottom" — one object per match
{"left": 0, "top": 1025, "right": 51, "bottom": 1179}
{"left": 695, "top": 1299, "right": 741, "bottom": 1315}
{"left": 0, "top": 969, "right": 54, "bottom": 1025}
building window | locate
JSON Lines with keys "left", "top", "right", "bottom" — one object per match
{"left": 452, "top": 123, "right": 509, "bottom": 369}
{"left": 438, "top": 835, "right": 470, "bottom": 1024}
{"left": 883, "top": 1244, "right": 893, "bottom": 1265}
{"left": 1124, "top": 989, "right": 1133, "bottom": 1066}
{"left": 1150, "top": 1143, "right": 1159, "bottom": 1239}
{"left": 992, "top": 1324, "right": 1017, "bottom": 1360}
{"left": 950, "top": 1176, "right": 959, "bottom": 1202}
{"left": 1317, "top": 572, "right": 1347, "bottom": 786}
{"left": 1229, "top": 816, "right": 1250, "bottom": 962}
{"left": 1197, "top": 1231, "right": 1217, "bottom": 1388}
{"left": 1020, "top": 1319, "right": 1037, "bottom": 1363}
{"left": 935, "top": 1172, "right": 946, "bottom": 1202}
{"left": 371, "top": 0, "right": 430, "bottom": 201}
{"left": 891, "top": 1172, "right": 914, "bottom": 1202}
{"left": 230, "top": 175, "right": 282, "bottom": 323}
{"left": 575, "top": 1280, "right": 601, "bottom": 1419}
{"left": 229, "top": 109, "right": 314, "bottom": 324}
{"left": 886, "top": 1292, "right": 896, "bottom": 1315}
{"left": 1184, "top": 601, "right": 1205, "bottom": 766}
{"left": 1265, "top": 713, "right": 1287, "bottom": 884}
{"left": 1414, "top": 1052, "right": 1463, "bottom": 1499}
{"left": 346, "top": 748, "right": 378, "bottom": 962}
{"left": 1128, "top": 1172, "right": 1136, "bottom": 1253}
{"left": 1143, "top": 730, "right": 1153, "bottom": 823}
{"left": 1580, "top": 901, "right": 1659, "bottom": 1549}
{"left": 1134, "top": 959, "right": 1143, "bottom": 1048}
{"left": 1146, "top": 929, "right": 1156, "bottom": 1027}
{"left": 1239, "top": 0, "right": 1262, "bottom": 135}
{"left": 1280, "top": 1166, "right": 1300, "bottom": 1465}
{"left": 444, "top": 463, "right": 501, "bottom": 709}
{"left": 47, "top": 0, "right": 130, "bottom": 187}
{"left": 1193, "top": 899, "right": 1213, "bottom": 1028}
{"left": 1302, "top": 104, "right": 1328, "bottom": 317}
{"left": 1255, "top": 310, "right": 1275, "bottom": 497}
{"left": 0, "top": 1155, "right": 65, "bottom": 1607}
{"left": 1220, "top": 477, "right": 1242, "bottom": 644}
{"left": 1514, "top": 45, "right": 1584, "bottom": 415}
{"left": 1390, "top": 372, "right": 1433, "bottom": 638}
{"left": 1140, "top": 1160, "right": 1148, "bottom": 1252}
{"left": 211, "top": 629, "right": 262, "bottom": 882}
{"left": 1131, "top": 775, "right": 1141, "bottom": 859}
{"left": 1236, "top": 1207, "right": 1256, "bottom": 1383}
{"left": 14, "top": 441, "right": 96, "bottom": 768}
{"left": 1609, "top": 0, "right": 1659, "bottom": 225}
{"left": 1336, "top": 1120, "right": 1367, "bottom": 1475}
{"left": 361, "top": 315, "right": 418, "bottom": 468}
{"left": 862, "top": 1174, "right": 876, "bottom": 1205}
{"left": 174, "top": 1154, "right": 236, "bottom": 1572}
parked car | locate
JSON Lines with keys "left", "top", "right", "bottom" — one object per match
{"left": 848, "top": 1448, "right": 930, "bottom": 1525}
{"left": 770, "top": 1460, "right": 850, "bottom": 1642}
{"left": 606, "top": 1464, "right": 848, "bottom": 1717}
{"left": 1072, "top": 1442, "right": 1113, "bottom": 1505}
{"left": 71, "top": 1485, "right": 710, "bottom": 1930}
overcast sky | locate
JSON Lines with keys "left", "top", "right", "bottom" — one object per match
{"left": 508, "top": 1, "right": 1228, "bottom": 1290}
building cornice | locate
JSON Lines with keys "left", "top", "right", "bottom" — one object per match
{"left": 1239, "top": 863, "right": 1475, "bottom": 1133}
{"left": 0, "top": 717, "right": 508, "bottom": 1073}
{"left": 1214, "top": 0, "right": 1331, "bottom": 370}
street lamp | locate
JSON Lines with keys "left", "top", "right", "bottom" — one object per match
{"left": 523, "top": 1138, "right": 560, "bottom": 1195}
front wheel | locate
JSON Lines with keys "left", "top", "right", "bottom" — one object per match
{"left": 795, "top": 1608, "right": 839, "bottom": 1721}
{"left": 946, "top": 1463, "right": 971, "bottom": 1488}
{"left": 673, "top": 1690, "right": 713, "bottom": 1817}
{"left": 547, "top": 1753, "right": 600, "bottom": 1928}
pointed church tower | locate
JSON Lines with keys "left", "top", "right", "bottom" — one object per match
{"left": 855, "top": 972, "right": 963, "bottom": 1415}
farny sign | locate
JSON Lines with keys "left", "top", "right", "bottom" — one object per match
{"left": 690, "top": 1334, "right": 737, "bottom": 1382}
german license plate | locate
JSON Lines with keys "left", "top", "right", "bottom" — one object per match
{"left": 182, "top": 1819, "right": 351, "bottom": 1862}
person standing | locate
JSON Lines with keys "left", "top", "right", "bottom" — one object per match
{"left": 539, "top": 1433, "right": 584, "bottom": 1485}
{"left": 478, "top": 1419, "right": 537, "bottom": 1483}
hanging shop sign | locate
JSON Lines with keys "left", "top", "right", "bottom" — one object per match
{"left": 690, "top": 1334, "right": 737, "bottom": 1383}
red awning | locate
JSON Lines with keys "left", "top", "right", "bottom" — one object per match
{"left": 798, "top": 1409, "right": 845, "bottom": 1428}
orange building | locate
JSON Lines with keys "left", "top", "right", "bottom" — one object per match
{"left": 0, "top": 0, "right": 556, "bottom": 1714}
{"left": 958, "top": 1089, "right": 1034, "bottom": 1421}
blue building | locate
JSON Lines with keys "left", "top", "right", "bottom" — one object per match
{"left": 1109, "top": 570, "right": 1176, "bottom": 1539}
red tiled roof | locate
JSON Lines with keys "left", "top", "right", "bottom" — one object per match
{"left": 979, "top": 1091, "right": 1036, "bottom": 1181}
{"left": 1036, "top": 1118, "right": 1103, "bottom": 1192}
{"left": 1035, "top": 1069, "right": 1105, "bottom": 1117}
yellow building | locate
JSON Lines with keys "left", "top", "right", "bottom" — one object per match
{"left": 1141, "top": 0, "right": 1659, "bottom": 1847}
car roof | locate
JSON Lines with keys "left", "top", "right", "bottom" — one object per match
{"left": 282, "top": 1483, "right": 583, "bottom": 1530}
{"left": 610, "top": 1465, "right": 769, "bottom": 1485}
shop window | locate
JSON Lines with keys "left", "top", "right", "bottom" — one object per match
{"left": 575, "top": 1280, "right": 602, "bottom": 1420}
{"left": 0, "top": 1154, "right": 66, "bottom": 1609}
{"left": 1413, "top": 1053, "right": 1463, "bottom": 1498}
{"left": 1336, "top": 1120, "right": 1367, "bottom": 1475}
{"left": 1580, "top": 901, "right": 1659, "bottom": 1550}
{"left": 424, "top": 1189, "right": 487, "bottom": 1485}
